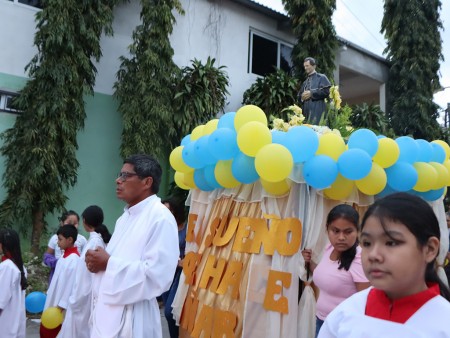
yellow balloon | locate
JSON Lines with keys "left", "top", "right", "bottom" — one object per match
{"left": 183, "top": 170, "right": 196, "bottom": 189}
{"left": 323, "top": 174, "right": 354, "bottom": 200}
{"left": 234, "top": 105, "right": 267, "bottom": 131}
{"left": 203, "top": 119, "right": 219, "bottom": 136}
{"left": 169, "top": 146, "right": 194, "bottom": 173}
{"left": 429, "top": 162, "right": 450, "bottom": 189}
{"left": 255, "top": 144, "right": 293, "bottom": 182}
{"left": 316, "top": 133, "right": 346, "bottom": 161}
{"left": 432, "top": 140, "right": 450, "bottom": 159}
{"left": 237, "top": 121, "right": 272, "bottom": 156}
{"left": 356, "top": 162, "right": 387, "bottom": 195}
{"left": 413, "top": 162, "right": 438, "bottom": 192}
{"left": 261, "top": 179, "right": 291, "bottom": 196}
{"left": 373, "top": 138, "right": 400, "bottom": 168}
{"left": 174, "top": 171, "right": 190, "bottom": 190}
{"left": 191, "top": 125, "right": 205, "bottom": 141}
{"left": 214, "top": 160, "right": 240, "bottom": 188}
{"left": 41, "top": 307, "right": 64, "bottom": 329}
{"left": 443, "top": 160, "right": 450, "bottom": 185}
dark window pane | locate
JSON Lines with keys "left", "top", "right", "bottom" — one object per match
{"left": 18, "top": 0, "right": 43, "bottom": 8}
{"left": 280, "top": 44, "right": 293, "bottom": 74}
{"left": 251, "top": 34, "right": 277, "bottom": 76}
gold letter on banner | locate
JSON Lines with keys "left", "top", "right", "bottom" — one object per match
{"left": 263, "top": 270, "right": 292, "bottom": 314}
{"left": 204, "top": 217, "right": 221, "bottom": 248}
{"left": 212, "top": 309, "right": 237, "bottom": 338}
{"left": 199, "top": 255, "right": 226, "bottom": 293}
{"left": 186, "top": 213, "right": 198, "bottom": 243}
{"left": 216, "top": 260, "right": 243, "bottom": 299}
{"left": 180, "top": 293, "right": 199, "bottom": 333}
{"left": 232, "top": 217, "right": 267, "bottom": 254}
{"left": 191, "top": 304, "right": 213, "bottom": 338}
{"left": 273, "top": 218, "right": 302, "bottom": 256}
{"left": 213, "top": 216, "right": 238, "bottom": 247}
{"left": 183, "top": 252, "right": 201, "bottom": 285}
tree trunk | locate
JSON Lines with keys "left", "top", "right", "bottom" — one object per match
{"left": 31, "top": 208, "right": 45, "bottom": 255}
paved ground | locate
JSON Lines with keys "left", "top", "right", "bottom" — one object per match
{"left": 26, "top": 307, "right": 171, "bottom": 337}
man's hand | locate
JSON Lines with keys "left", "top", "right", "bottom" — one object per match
{"left": 301, "top": 90, "right": 312, "bottom": 101}
{"left": 85, "top": 247, "right": 110, "bottom": 273}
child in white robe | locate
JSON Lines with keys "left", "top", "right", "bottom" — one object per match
{"left": 319, "top": 192, "right": 450, "bottom": 338}
{"left": 58, "top": 205, "right": 111, "bottom": 338}
{"left": 0, "top": 228, "right": 27, "bottom": 338}
{"left": 41, "top": 224, "right": 80, "bottom": 338}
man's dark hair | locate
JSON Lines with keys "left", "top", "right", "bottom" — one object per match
{"left": 124, "top": 154, "right": 162, "bottom": 194}
{"left": 304, "top": 57, "right": 316, "bottom": 66}
{"left": 57, "top": 224, "right": 78, "bottom": 244}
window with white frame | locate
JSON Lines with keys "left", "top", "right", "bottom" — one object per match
{"left": 0, "top": 91, "right": 20, "bottom": 113}
{"left": 249, "top": 30, "right": 294, "bottom": 77}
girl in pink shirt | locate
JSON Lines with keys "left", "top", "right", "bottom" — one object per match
{"left": 302, "top": 204, "right": 370, "bottom": 337}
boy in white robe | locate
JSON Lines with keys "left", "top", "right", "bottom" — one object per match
{"left": 41, "top": 224, "right": 80, "bottom": 338}
{"left": 86, "top": 154, "right": 179, "bottom": 338}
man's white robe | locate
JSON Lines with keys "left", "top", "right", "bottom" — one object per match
{"left": 318, "top": 287, "right": 450, "bottom": 338}
{"left": 58, "top": 232, "right": 106, "bottom": 338}
{"left": 91, "top": 195, "right": 179, "bottom": 338}
{"left": 44, "top": 252, "right": 80, "bottom": 310}
{"left": 0, "top": 259, "right": 26, "bottom": 338}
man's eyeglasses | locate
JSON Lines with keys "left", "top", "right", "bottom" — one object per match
{"left": 117, "top": 171, "right": 139, "bottom": 181}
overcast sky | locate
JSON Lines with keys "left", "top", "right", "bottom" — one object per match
{"left": 255, "top": 0, "right": 450, "bottom": 113}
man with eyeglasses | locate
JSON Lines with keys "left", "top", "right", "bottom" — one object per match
{"left": 85, "top": 154, "right": 179, "bottom": 338}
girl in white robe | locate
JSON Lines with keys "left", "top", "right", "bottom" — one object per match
{"left": 319, "top": 193, "right": 450, "bottom": 338}
{"left": 0, "top": 228, "right": 28, "bottom": 338}
{"left": 58, "top": 205, "right": 111, "bottom": 338}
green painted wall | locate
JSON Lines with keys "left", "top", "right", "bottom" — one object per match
{"left": 0, "top": 72, "right": 172, "bottom": 250}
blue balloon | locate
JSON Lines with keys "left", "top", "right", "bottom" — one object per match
{"left": 386, "top": 161, "right": 418, "bottom": 191}
{"left": 217, "top": 112, "right": 236, "bottom": 130}
{"left": 348, "top": 129, "right": 379, "bottom": 157}
{"left": 285, "top": 126, "right": 319, "bottom": 163}
{"left": 193, "top": 169, "right": 214, "bottom": 191}
{"left": 303, "top": 155, "right": 338, "bottom": 189}
{"left": 271, "top": 130, "right": 288, "bottom": 146}
{"left": 416, "top": 139, "right": 433, "bottom": 162}
{"left": 180, "top": 134, "right": 191, "bottom": 146}
{"left": 194, "top": 136, "right": 216, "bottom": 166}
{"left": 25, "top": 291, "right": 46, "bottom": 314}
{"left": 396, "top": 136, "right": 419, "bottom": 163}
{"left": 203, "top": 165, "right": 222, "bottom": 189}
{"left": 338, "top": 149, "right": 372, "bottom": 180}
{"left": 208, "top": 128, "right": 239, "bottom": 160}
{"left": 182, "top": 141, "right": 203, "bottom": 169}
{"left": 415, "top": 188, "right": 445, "bottom": 202}
{"left": 431, "top": 143, "right": 446, "bottom": 163}
{"left": 231, "top": 152, "right": 260, "bottom": 184}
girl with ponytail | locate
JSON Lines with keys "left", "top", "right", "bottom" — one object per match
{"left": 0, "top": 228, "right": 27, "bottom": 338}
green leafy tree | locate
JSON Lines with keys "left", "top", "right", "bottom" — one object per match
{"left": 242, "top": 68, "right": 300, "bottom": 121}
{"left": 173, "top": 57, "right": 230, "bottom": 146}
{"left": 0, "top": 0, "right": 117, "bottom": 253}
{"left": 282, "top": 0, "right": 338, "bottom": 79}
{"left": 114, "top": 0, "right": 184, "bottom": 158}
{"left": 350, "top": 103, "right": 391, "bottom": 135}
{"left": 382, "top": 0, "right": 443, "bottom": 140}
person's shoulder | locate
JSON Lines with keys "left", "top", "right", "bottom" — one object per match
{"left": 333, "top": 287, "right": 371, "bottom": 313}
